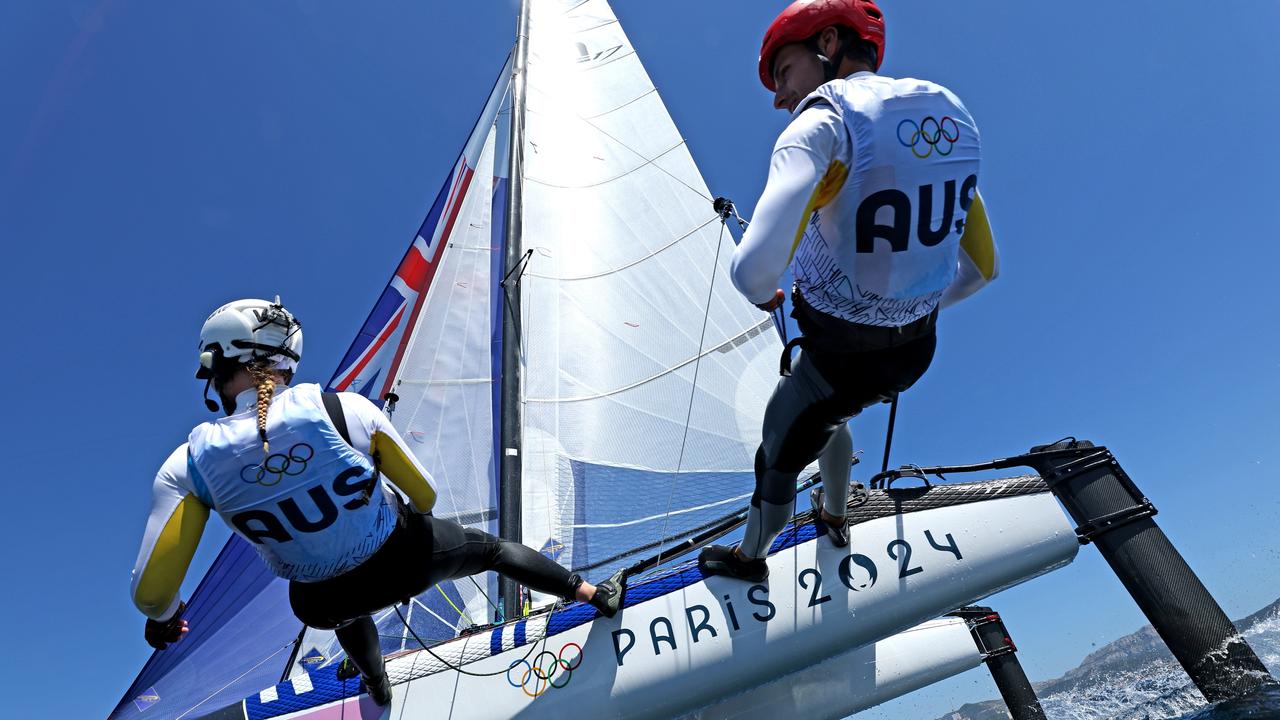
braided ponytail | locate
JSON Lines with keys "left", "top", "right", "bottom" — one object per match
{"left": 245, "top": 361, "right": 276, "bottom": 454}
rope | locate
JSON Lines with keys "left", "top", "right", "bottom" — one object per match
{"left": 881, "top": 393, "right": 899, "bottom": 474}
{"left": 434, "top": 584, "right": 473, "bottom": 626}
{"left": 393, "top": 604, "right": 546, "bottom": 678}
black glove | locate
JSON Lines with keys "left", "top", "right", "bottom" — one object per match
{"left": 144, "top": 601, "right": 188, "bottom": 650}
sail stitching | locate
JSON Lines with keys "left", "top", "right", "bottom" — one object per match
{"left": 524, "top": 215, "right": 718, "bottom": 281}
{"left": 524, "top": 316, "right": 772, "bottom": 403}
{"left": 523, "top": 140, "right": 686, "bottom": 189}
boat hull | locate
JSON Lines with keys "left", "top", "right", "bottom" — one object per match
{"left": 209, "top": 477, "right": 1077, "bottom": 720}
{"left": 678, "top": 615, "right": 985, "bottom": 720}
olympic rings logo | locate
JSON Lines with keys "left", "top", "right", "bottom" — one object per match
{"left": 239, "top": 443, "right": 314, "bottom": 486}
{"left": 507, "top": 643, "right": 582, "bottom": 698}
{"left": 897, "top": 116, "right": 960, "bottom": 159}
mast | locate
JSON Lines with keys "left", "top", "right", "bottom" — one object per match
{"left": 499, "top": 0, "right": 531, "bottom": 620}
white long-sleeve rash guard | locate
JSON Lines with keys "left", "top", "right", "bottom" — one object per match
{"left": 130, "top": 385, "right": 438, "bottom": 621}
{"left": 730, "top": 100, "right": 1000, "bottom": 313}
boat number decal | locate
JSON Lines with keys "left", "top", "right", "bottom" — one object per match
{"left": 610, "top": 528, "right": 963, "bottom": 667}
{"left": 507, "top": 642, "right": 582, "bottom": 698}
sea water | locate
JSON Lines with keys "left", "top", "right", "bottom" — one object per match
{"left": 1036, "top": 610, "right": 1280, "bottom": 719}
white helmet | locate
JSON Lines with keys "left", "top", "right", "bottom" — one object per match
{"left": 196, "top": 297, "right": 303, "bottom": 380}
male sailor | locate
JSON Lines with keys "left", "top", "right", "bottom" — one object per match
{"left": 130, "top": 298, "right": 624, "bottom": 706}
{"left": 699, "top": 0, "right": 998, "bottom": 581}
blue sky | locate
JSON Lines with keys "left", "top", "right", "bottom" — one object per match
{"left": 2, "top": 1, "right": 1279, "bottom": 718}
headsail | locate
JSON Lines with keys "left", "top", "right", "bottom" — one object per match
{"left": 514, "top": 0, "right": 778, "bottom": 578}
{"left": 110, "top": 55, "right": 519, "bottom": 720}
{"left": 315, "top": 52, "right": 517, "bottom": 657}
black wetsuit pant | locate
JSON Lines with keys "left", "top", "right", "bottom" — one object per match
{"left": 289, "top": 500, "right": 580, "bottom": 681}
{"left": 739, "top": 328, "right": 937, "bottom": 558}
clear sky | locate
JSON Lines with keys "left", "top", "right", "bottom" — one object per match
{"left": 3, "top": 1, "right": 1279, "bottom": 718}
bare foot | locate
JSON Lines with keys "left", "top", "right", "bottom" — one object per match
{"left": 575, "top": 581, "right": 597, "bottom": 603}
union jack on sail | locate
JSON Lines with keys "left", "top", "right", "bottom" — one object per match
{"left": 326, "top": 156, "right": 477, "bottom": 404}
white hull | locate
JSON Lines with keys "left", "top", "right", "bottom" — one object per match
{"left": 678, "top": 615, "right": 984, "bottom": 720}
{"left": 223, "top": 485, "right": 1077, "bottom": 720}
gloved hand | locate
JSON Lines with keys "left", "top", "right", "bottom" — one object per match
{"left": 144, "top": 601, "right": 189, "bottom": 650}
{"left": 756, "top": 289, "right": 784, "bottom": 312}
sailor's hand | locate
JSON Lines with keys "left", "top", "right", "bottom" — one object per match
{"left": 755, "top": 289, "right": 784, "bottom": 313}
{"left": 145, "top": 602, "right": 189, "bottom": 650}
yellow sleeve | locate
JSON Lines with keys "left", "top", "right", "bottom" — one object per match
{"left": 959, "top": 190, "right": 998, "bottom": 281}
{"left": 371, "top": 430, "right": 437, "bottom": 513}
{"left": 132, "top": 494, "right": 209, "bottom": 620}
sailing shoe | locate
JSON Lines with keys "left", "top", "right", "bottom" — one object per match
{"left": 810, "top": 487, "right": 850, "bottom": 548}
{"left": 363, "top": 670, "right": 392, "bottom": 707}
{"left": 338, "top": 657, "right": 393, "bottom": 707}
{"left": 589, "top": 568, "right": 627, "bottom": 618}
{"left": 698, "top": 544, "right": 769, "bottom": 582}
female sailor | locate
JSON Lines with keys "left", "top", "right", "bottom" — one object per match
{"left": 130, "top": 298, "right": 624, "bottom": 705}
{"left": 700, "top": 0, "right": 999, "bottom": 581}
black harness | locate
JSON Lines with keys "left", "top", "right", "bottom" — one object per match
{"left": 779, "top": 287, "right": 938, "bottom": 376}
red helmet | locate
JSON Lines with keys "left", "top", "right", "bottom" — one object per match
{"left": 758, "top": 0, "right": 886, "bottom": 92}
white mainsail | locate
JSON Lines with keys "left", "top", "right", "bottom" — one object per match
{"left": 517, "top": 0, "right": 778, "bottom": 579}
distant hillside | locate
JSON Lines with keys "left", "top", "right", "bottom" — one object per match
{"left": 935, "top": 598, "right": 1280, "bottom": 720}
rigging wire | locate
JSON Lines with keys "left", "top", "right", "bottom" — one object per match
{"left": 652, "top": 218, "right": 729, "bottom": 570}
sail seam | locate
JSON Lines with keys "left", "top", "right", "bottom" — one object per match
{"left": 524, "top": 215, "right": 719, "bottom": 281}
{"left": 579, "top": 49, "right": 637, "bottom": 72}
{"left": 566, "top": 490, "right": 754, "bottom": 529}
{"left": 583, "top": 87, "right": 658, "bottom": 120}
{"left": 525, "top": 317, "right": 773, "bottom": 403}
{"left": 573, "top": 112, "right": 712, "bottom": 202}
{"left": 172, "top": 640, "right": 295, "bottom": 719}
{"left": 523, "top": 140, "right": 686, "bottom": 189}
{"left": 396, "top": 378, "right": 492, "bottom": 386}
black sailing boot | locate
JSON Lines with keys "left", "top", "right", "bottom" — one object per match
{"left": 698, "top": 544, "right": 768, "bottom": 582}
{"left": 338, "top": 657, "right": 392, "bottom": 707}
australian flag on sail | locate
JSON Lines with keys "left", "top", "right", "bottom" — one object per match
{"left": 326, "top": 156, "right": 476, "bottom": 404}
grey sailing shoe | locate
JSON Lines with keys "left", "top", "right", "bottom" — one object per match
{"left": 810, "top": 487, "right": 850, "bottom": 548}
{"left": 589, "top": 568, "right": 627, "bottom": 618}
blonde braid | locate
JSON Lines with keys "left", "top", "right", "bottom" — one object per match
{"left": 245, "top": 361, "right": 276, "bottom": 454}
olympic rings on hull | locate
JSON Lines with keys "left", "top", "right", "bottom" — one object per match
{"left": 239, "top": 443, "right": 314, "bottom": 486}
{"left": 897, "top": 116, "right": 961, "bottom": 159}
{"left": 507, "top": 643, "right": 583, "bottom": 698}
